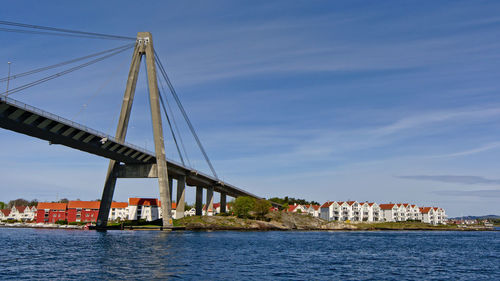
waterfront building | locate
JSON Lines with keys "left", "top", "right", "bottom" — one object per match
{"left": 67, "top": 201, "right": 100, "bottom": 223}
{"left": 320, "top": 201, "right": 334, "bottom": 221}
{"left": 109, "top": 202, "right": 129, "bottom": 221}
{"left": 395, "top": 204, "right": 407, "bottom": 221}
{"left": 320, "top": 201, "right": 343, "bottom": 221}
{"left": 0, "top": 209, "right": 10, "bottom": 221}
{"left": 359, "top": 202, "right": 380, "bottom": 222}
{"left": 305, "top": 205, "right": 320, "bottom": 217}
{"left": 36, "top": 202, "right": 68, "bottom": 223}
{"left": 408, "top": 204, "right": 420, "bottom": 220}
{"left": 379, "top": 204, "right": 398, "bottom": 222}
{"left": 420, "top": 207, "right": 434, "bottom": 224}
{"left": 128, "top": 198, "right": 161, "bottom": 221}
{"left": 287, "top": 203, "right": 307, "bottom": 214}
{"left": 185, "top": 207, "right": 196, "bottom": 216}
{"left": 347, "top": 201, "right": 360, "bottom": 221}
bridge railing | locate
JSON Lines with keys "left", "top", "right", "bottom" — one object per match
{"left": 0, "top": 95, "right": 156, "bottom": 157}
{"left": 1, "top": 95, "right": 257, "bottom": 196}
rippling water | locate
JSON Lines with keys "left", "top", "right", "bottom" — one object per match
{"left": 0, "top": 228, "right": 499, "bottom": 280}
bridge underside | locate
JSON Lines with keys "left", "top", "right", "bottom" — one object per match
{"left": 0, "top": 96, "right": 261, "bottom": 199}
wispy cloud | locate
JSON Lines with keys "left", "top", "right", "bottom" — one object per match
{"left": 397, "top": 175, "right": 500, "bottom": 185}
{"left": 433, "top": 189, "right": 500, "bottom": 198}
{"left": 430, "top": 142, "right": 500, "bottom": 158}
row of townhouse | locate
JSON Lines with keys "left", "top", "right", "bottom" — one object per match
{"left": 287, "top": 204, "right": 321, "bottom": 218}
{"left": 36, "top": 199, "right": 164, "bottom": 223}
{"left": 33, "top": 198, "right": 234, "bottom": 224}
{"left": 319, "top": 201, "right": 446, "bottom": 225}
{"left": 0, "top": 206, "right": 37, "bottom": 221}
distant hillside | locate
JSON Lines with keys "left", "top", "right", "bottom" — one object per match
{"left": 449, "top": 215, "right": 500, "bottom": 220}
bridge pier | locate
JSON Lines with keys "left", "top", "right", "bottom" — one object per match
{"left": 206, "top": 187, "right": 214, "bottom": 216}
{"left": 195, "top": 186, "right": 203, "bottom": 216}
{"left": 220, "top": 192, "right": 227, "bottom": 213}
{"left": 96, "top": 41, "right": 143, "bottom": 230}
{"left": 168, "top": 176, "right": 174, "bottom": 204}
{"left": 175, "top": 175, "right": 186, "bottom": 219}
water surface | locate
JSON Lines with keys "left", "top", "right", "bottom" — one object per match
{"left": 1, "top": 228, "right": 499, "bottom": 280}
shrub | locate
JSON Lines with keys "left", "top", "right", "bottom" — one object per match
{"left": 233, "top": 197, "right": 255, "bottom": 218}
{"left": 55, "top": 220, "right": 67, "bottom": 225}
{"left": 253, "top": 199, "right": 271, "bottom": 220}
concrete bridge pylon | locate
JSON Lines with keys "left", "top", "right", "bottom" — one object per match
{"left": 96, "top": 32, "right": 173, "bottom": 229}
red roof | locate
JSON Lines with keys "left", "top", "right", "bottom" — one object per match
{"left": 288, "top": 205, "right": 298, "bottom": 212}
{"left": 37, "top": 202, "right": 67, "bottom": 210}
{"left": 419, "top": 207, "right": 432, "bottom": 214}
{"left": 312, "top": 205, "right": 320, "bottom": 210}
{"left": 346, "top": 201, "right": 356, "bottom": 206}
{"left": 129, "top": 198, "right": 159, "bottom": 206}
{"left": 379, "top": 204, "right": 396, "bottom": 210}
{"left": 1, "top": 209, "right": 10, "bottom": 216}
{"left": 111, "top": 202, "right": 128, "bottom": 209}
{"left": 368, "top": 203, "right": 375, "bottom": 206}
{"left": 68, "top": 201, "right": 101, "bottom": 209}
{"left": 16, "top": 206, "right": 27, "bottom": 213}
{"left": 321, "top": 201, "right": 334, "bottom": 208}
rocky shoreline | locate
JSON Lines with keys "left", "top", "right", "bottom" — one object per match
{"left": 1, "top": 213, "right": 494, "bottom": 231}
{"left": 175, "top": 212, "right": 494, "bottom": 231}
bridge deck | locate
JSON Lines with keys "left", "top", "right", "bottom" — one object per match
{"left": 0, "top": 96, "right": 261, "bottom": 199}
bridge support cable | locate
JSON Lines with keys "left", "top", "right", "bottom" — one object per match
{"left": 0, "top": 43, "right": 135, "bottom": 83}
{"left": 0, "top": 20, "right": 135, "bottom": 41}
{"left": 143, "top": 62, "right": 185, "bottom": 166}
{"left": 154, "top": 51, "right": 219, "bottom": 180}
{"left": 156, "top": 69, "right": 192, "bottom": 168}
{"left": 1, "top": 44, "right": 134, "bottom": 97}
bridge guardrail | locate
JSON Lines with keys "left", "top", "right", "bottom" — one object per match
{"left": 1, "top": 95, "right": 256, "bottom": 196}
{"left": 0, "top": 95, "right": 156, "bottom": 156}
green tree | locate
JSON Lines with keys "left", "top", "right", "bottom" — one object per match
{"left": 233, "top": 197, "right": 255, "bottom": 218}
{"left": 253, "top": 199, "right": 271, "bottom": 220}
{"left": 0, "top": 201, "right": 5, "bottom": 209}
{"left": 28, "top": 199, "right": 38, "bottom": 207}
{"left": 8, "top": 198, "right": 29, "bottom": 208}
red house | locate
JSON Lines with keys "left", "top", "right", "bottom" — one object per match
{"left": 67, "top": 201, "right": 100, "bottom": 223}
{"left": 36, "top": 202, "right": 68, "bottom": 223}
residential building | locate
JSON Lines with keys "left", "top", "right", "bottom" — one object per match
{"left": 305, "top": 205, "right": 320, "bottom": 217}
{"left": 320, "top": 201, "right": 335, "bottom": 221}
{"left": 109, "top": 202, "right": 129, "bottom": 221}
{"left": 359, "top": 202, "right": 380, "bottom": 222}
{"left": 0, "top": 209, "right": 10, "bottom": 221}
{"left": 379, "top": 204, "right": 398, "bottom": 222}
{"left": 347, "top": 201, "right": 360, "bottom": 221}
{"left": 420, "top": 207, "right": 434, "bottom": 224}
{"left": 128, "top": 198, "right": 160, "bottom": 221}
{"left": 67, "top": 201, "right": 100, "bottom": 223}
{"left": 288, "top": 204, "right": 307, "bottom": 214}
{"left": 185, "top": 207, "right": 196, "bottom": 216}
{"left": 36, "top": 202, "right": 68, "bottom": 223}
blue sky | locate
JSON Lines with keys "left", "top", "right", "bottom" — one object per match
{"left": 1, "top": 1, "right": 500, "bottom": 216}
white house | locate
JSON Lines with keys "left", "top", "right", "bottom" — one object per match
{"left": 320, "top": 201, "right": 335, "bottom": 221}
{"left": 185, "top": 208, "right": 196, "bottom": 216}
{"left": 346, "top": 201, "right": 360, "bottom": 221}
{"left": 287, "top": 204, "right": 307, "bottom": 214}
{"left": 0, "top": 209, "right": 10, "bottom": 221}
{"left": 420, "top": 207, "right": 434, "bottom": 224}
{"left": 128, "top": 198, "right": 160, "bottom": 221}
{"left": 379, "top": 204, "right": 398, "bottom": 222}
{"left": 108, "top": 202, "right": 129, "bottom": 221}
{"left": 305, "top": 205, "right": 320, "bottom": 217}
{"left": 359, "top": 202, "right": 380, "bottom": 222}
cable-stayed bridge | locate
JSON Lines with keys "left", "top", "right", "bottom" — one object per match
{"left": 0, "top": 22, "right": 267, "bottom": 229}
